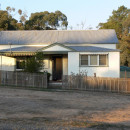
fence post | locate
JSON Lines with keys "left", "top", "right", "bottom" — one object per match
{"left": 44, "top": 73, "right": 47, "bottom": 88}
{"left": 16, "top": 71, "right": 17, "bottom": 86}
{"left": 33, "top": 73, "right": 35, "bottom": 87}
{"left": 22, "top": 72, "right": 24, "bottom": 86}
{"left": 118, "top": 78, "right": 119, "bottom": 93}
{"left": 126, "top": 79, "right": 127, "bottom": 93}
{"left": 46, "top": 73, "right": 48, "bottom": 88}
{"left": 106, "top": 79, "right": 107, "bottom": 91}
{"left": 110, "top": 79, "right": 111, "bottom": 92}
{"left": 0, "top": 71, "right": 1, "bottom": 85}
{"left": 41, "top": 74, "right": 43, "bottom": 88}
{"left": 114, "top": 79, "right": 115, "bottom": 92}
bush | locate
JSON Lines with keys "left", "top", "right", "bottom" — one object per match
{"left": 24, "top": 52, "right": 44, "bottom": 73}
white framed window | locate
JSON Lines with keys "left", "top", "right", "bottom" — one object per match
{"left": 90, "top": 55, "right": 98, "bottom": 66}
{"left": 80, "top": 55, "right": 88, "bottom": 66}
{"left": 99, "top": 55, "right": 108, "bottom": 66}
{"left": 80, "top": 54, "right": 108, "bottom": 67}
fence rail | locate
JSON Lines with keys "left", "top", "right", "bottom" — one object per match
{"left": 0, "top": 71, "right": 47, "bottom": 88}
{"left": 62, "top": 75, "right": 130, "bottom": 93}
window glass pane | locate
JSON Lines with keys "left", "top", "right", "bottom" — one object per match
{"left": 81, "top": 55, "right": 88, "bottom": 60}
{"left": 99, "top": 55, "right": 107, "bottom": 65}
{"left": 81, "top": 55, "right": 88, "bottom": 65}
{"left": 81, "top": 60, "right": 88, "bottom": 65}
{"left": 90, "top": 55, "right": 97, "bottom": 65}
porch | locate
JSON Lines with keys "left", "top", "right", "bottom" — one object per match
{"left": 41, "top": 54, "right": 68, "bottom": 81}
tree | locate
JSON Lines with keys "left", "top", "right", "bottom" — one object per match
{"left": 18, "top": 9, "right": 28, "bottom": 24}
{"left": 0, "top": 10, "right": 18, "bottom": 30}
{"left": 6, "top": 6, "right": 15, "bottom": 16}
{"left": 98, "top": 5, "right": 130, "bottom": 39}
{"left": 0, "top": 6, "right": 28, "bottom": 30}
{"left": 25, "top": 10, "right": 68, "bottom": 30}
{"left": 97, "top": 5, "right": 130, "bottom": 67}
{"left": 119, "top": 35, "right": 130, "bottom": 66}
{"left": 0, "top": 7, "right": 68, "bottom": 31}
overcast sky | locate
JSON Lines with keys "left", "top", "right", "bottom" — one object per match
{"left": 0, "top": 0, "right": 130, "bottom": 30}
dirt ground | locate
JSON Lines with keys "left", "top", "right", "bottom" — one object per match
{"left": 0, "top": 87, "right": 130, "bottom": 130}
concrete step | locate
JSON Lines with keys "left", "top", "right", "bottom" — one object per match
{"left": 48, "top": 81, "right": 62, "bottom": 89}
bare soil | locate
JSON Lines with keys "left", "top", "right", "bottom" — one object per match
{"left": 0, "top": 87, "right": 130, "bottom": 130}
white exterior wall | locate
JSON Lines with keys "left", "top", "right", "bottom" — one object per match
{"left": 68, "top": 52, "right": 80, "bottom": 74}
{"left": 68, "top": 52, "right": 120, "bottom": 78}
{"left": 0, "top": 56, "right": 16, "bottom": 71}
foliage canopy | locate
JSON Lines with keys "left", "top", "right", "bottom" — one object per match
{"left": 0, "top": 7, "right": 68, "bottom": 30}
{"left": 97, "top": 5, "right": 130, "bottom": 67}
{"left": 25, "top": 10, "right": 68, "bottom": 30}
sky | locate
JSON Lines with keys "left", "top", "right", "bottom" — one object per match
{"left": 0, "top": 0, "right": 130, "bottom": 30}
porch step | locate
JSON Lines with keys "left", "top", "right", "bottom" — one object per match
{"left": 48, "top": 81, "right": 62, "bottom": 89}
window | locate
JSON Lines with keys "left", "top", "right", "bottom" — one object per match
{"left": 80, "top": 55, "right": 88, "bottom": 65}
{"left": 80, "top": 54, "right": 108, "bottom": 66}
{"left": 99, "top": 55, "right": 107, "bottom": 66}
{"left": 16, "top": 60, "right": 25, "bottom": 69}
{"left": 90, "top": 55, "right": 98, "bottom": 65}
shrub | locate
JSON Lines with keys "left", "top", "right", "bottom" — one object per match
{"left": 24, "top": 52, "right": 44, "bottom": 73}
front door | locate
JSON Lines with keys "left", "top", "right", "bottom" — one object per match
{"left": 52, "top": 57, "right": 62, "bottom": 81}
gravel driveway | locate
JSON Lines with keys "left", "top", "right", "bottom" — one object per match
{"left": 0, "top": 87, "right": 130, "bottom": 130}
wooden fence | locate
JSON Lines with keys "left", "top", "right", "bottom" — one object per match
{"left": 120, "top": 71, "right": 130, "bottom": 78}
{"left": 62, "top": 75, "right": 130, "bottom": 93}
{"left": 0, "top": 71, "right": 47, "bottom": 88}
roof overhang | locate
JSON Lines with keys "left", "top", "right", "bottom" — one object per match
{"left": 0, "top": 52, "right": 35, "bottom": 56}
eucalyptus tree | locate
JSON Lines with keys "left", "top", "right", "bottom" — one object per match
{"left": 25, "top": 10, "right": 68, "bottom": 30}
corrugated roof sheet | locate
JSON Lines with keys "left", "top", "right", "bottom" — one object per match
{"left": 0, "top": 29, "right": 118, "bottom": 45}
{"left": 0, "top": 46, "right": 43, "bottom": 52}
{"left": 68, "top": 46, "right": 120, "bottom": 52}
{"left": 0, "top": 45, "right": 120, "bottom": 52}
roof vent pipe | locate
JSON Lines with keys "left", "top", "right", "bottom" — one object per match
{"left": 8, "top": 42, "right": 12, "bottom": 55}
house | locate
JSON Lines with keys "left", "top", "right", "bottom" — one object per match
{"left": 0, "top": 30, "right": 120, "bottom": 80}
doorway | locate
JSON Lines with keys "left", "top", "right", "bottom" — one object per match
{"left": 52, "top": 56, "right": 62, "bottom": 81}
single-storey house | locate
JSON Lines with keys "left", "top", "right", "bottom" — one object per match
{"left": 0, "top": 30, "right": 120, "bottom": 80}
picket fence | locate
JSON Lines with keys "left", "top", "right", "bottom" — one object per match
{"left": 0, "top": 71, "right": 47, "bottom": 88}
{"left": 62, "top": 75, "right": 130, "bottom": 93}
